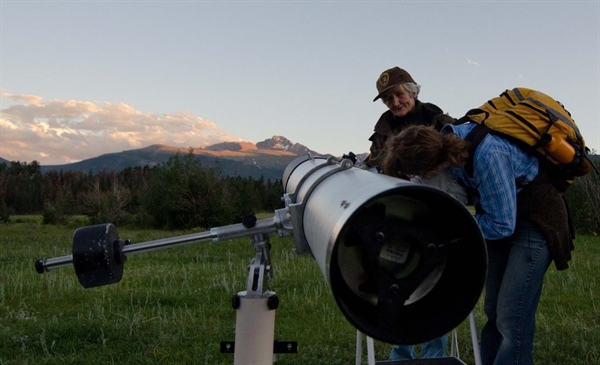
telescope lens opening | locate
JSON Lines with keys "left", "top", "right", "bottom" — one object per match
{"left": 327, "top": 187, "right": 486, "bottom": 345}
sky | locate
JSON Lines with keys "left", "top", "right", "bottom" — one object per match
{"left": 1, "top": 0, "right": 599, "bottom": 166}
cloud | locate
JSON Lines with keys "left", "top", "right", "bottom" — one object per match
{"left": 2, "top": 92, "right": 43, "bottom": 106}
{"left": 0, "top": 92, "right": 242, "bottom": 165}
{"left": 466, "top": 59, "right": 483, "bottom": 68}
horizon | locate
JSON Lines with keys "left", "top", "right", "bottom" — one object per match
{"left": 0, "top": 135, "right": 353, "bottom": 167}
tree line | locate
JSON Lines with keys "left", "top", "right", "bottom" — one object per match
{"left": 1, "top": 153, "right": 599, "bottom": 235}
{"left": 0, "top": 153, "right": 284, "bottom": 230}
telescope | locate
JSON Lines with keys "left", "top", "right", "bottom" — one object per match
{"left": 35, "top": 155, "right": 487, "bottom": 363}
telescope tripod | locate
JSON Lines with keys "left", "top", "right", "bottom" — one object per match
{"left": 355, "top": 311, "right": 481, "bottom": 365}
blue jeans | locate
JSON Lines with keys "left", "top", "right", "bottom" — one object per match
{"left": 480, "top": 220, "right": 551, "bottom": 365}
{"left": 389, "top": 335, "right": 448, "bottom": 360}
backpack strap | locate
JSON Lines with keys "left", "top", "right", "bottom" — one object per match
{"left": 463, "top": 124, "right": 491, "bottom": 178}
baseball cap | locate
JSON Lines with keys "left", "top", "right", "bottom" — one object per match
{"left": 373, "top": 67, "right": 416, "bottom": 102}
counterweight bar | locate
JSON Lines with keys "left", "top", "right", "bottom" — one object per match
{"left": 35, "top": 216, "right": 282, "bottom": 273}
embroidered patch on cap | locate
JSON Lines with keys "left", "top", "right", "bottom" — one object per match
{"left": 378, "top": 72, "right": 390, "bottom": 87}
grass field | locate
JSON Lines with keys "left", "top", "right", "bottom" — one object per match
{"left": 0, "top": 217, "right": 598, "bottom": 364}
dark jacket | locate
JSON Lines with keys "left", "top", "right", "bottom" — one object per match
{"left": 364, "top": 100, "right": 455, "bottom": 169}
{"left": 516, "top": 165, "right": 575, "bottom": 270}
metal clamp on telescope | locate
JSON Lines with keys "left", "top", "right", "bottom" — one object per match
{"left": 35, "top": 154, "right": 487, "bottom": 363}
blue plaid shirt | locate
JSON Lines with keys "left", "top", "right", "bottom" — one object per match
{"left": 443, "top": 123, "right": 539, "bottom": 240}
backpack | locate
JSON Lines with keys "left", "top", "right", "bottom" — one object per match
{"left": 456, "top": 87, "right": 597, "bottom": 191}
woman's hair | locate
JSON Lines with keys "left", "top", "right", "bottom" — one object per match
{"left": 381, "top": 125, "right": 469, "bottom": 179}
{"left": 402, "top": 82, "right": 421, "bottom": 98}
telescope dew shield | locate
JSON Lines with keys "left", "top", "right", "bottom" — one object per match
{"left": 283, "top": 156, "right": 487, "bottom": 345}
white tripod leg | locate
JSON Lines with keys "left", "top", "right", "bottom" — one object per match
{"left": 233, "top": 291, "right": 277, "bottom": 365}
{"left": 469, "top": 311, "right": 482, "bottom": 365}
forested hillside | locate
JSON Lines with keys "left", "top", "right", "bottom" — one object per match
{"left": 1, "top": 154, "right": 599, "bottom": 235}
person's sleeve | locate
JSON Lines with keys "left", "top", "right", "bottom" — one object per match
{"left": 364, "top": 132, "right": 384, "bottom": 168}
{"left": 412, "top": 169, "right": 468, "bottom": 205}
{"left": 443, "top": 173, "right": 468, "bottom": 205}
{"left": 433, "top": 113, "right": 457, "bottom": 128}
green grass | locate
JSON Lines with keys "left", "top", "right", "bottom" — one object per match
{"left": 0, "top": 220, "right": 598, "bottom": 364}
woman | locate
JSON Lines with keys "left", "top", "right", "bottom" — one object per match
{"left": 382, "top": 124, "right": 574, "bottom": 365}
{"left": 365, "top": 66, "right": 455, "bottom": 360}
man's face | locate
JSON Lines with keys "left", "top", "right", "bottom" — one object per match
{"left": 382, "top": 85, "right": 416, "bottom": 118}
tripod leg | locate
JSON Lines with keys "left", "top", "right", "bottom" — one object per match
{"left": 355, "top": 331, "right": 363, "bottom": 365}
{"left": 469, "top": 311, "right": 482, "bottom": 365}
{"left": 233, "top": 292, "right": 277, "bottom": 365}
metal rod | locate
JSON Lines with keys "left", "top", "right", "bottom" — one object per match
{"left": 123, "top": 230, "right": 214, "bottom": 255}
{"left": 36, "top": 216, "right": 282, "bottom": 273}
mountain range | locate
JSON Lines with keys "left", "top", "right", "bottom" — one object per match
{"left": 2, "top": 137, "right": 598, "bottom": 181}
{"left": 1, "top": 136, "right": 369, "bottom": 181}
